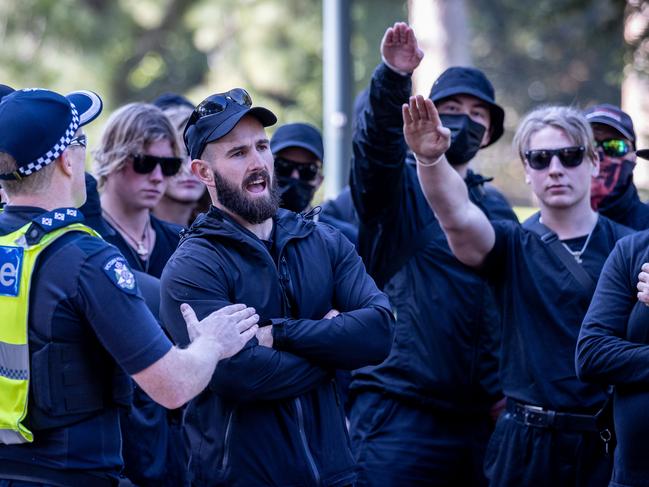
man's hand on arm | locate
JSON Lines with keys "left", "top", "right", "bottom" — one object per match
{"left": 402, "top": 95, "right": 495, "bottom": 267}
{"left": 637, "top": 263, "right": 649, "bottom": 305}
{"left": 132, "top": 303, "right": 259, "bottom": 410}
{"left": 381, "top": 22, "right": 424, "bottom": 75}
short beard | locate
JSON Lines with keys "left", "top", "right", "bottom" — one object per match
{"left": 213, "top": 168, "right": 280, "bottom": 224}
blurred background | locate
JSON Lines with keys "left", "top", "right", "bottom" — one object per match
{"left": 2, "top": 0, "right": 648, "bottom": 206}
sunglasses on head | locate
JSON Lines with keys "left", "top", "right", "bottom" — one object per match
{"left": 186, "top": 88, "right": 252, "bottom": 130}
{"left": 524, "top": 146, "right": 585, "bottom": 170}
{"left": 274, "top": 157, "right": 321, "bottom": 181}
{"left": 68, "top": 134, "right": 87, "bottom": 148}
{"left": 131, "top": 154, "right": 182, "bottom": 177}
{"left": 596, "top": 138, "right": 631, "bottom": 158}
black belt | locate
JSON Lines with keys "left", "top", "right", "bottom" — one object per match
{"left": 0, "top": 461, "right": 117, "bottom": 487}
{"left": 507, "top": 400, "right": 599, "bottom": 432}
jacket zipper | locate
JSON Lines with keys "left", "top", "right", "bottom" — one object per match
{"left": 294, "top": 397, "right": 321, "bottom": 486}
{"left": 221, "top": 409, "right": 235, "bottom": 471}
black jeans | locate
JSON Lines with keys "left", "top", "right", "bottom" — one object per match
{"left": 484, "top": 411, "right": 612, "bottom": 487}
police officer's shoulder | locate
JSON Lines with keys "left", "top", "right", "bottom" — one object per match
{"left": 73, "top": 236, "right": 140, "bottom": 295}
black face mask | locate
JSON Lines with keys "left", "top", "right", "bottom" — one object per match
{"left": 277, "top": 176, "right": 317, "bottom": 213}
{"left": 439, "top": 114, "right": 487, "bottom": 166}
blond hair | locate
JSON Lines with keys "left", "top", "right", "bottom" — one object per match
{"left": 93, "top": 103, "right": 179, "bottom": 189}
{"left": 161, "top": 104, "right": 193, "bottom": 159}
{"left": 513, "top": 105, "right": 597, "bottom": 164}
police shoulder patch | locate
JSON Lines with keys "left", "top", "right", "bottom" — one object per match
{"left": 102, "top": 255, "right": 138, "bottom": 294}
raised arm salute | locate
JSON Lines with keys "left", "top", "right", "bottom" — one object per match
{"left": 403, "top": 94, "right": 496, "bottom": 267}
{"left": 407, "top": 100, "right": 633, "bottom": 487}
{"left": 348, "top": 21, "right": 517, "bottom": 487}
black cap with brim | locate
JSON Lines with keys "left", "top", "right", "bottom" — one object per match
{"left": 185, "top": 103, "right": 277, "bottom": 160}
{"left": 429, "top": 66, "right": 504, "bottom": 146}
{"left": 634, "top": 149, "right": 649, "bottom": 160}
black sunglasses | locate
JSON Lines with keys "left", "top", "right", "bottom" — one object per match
{"left": 274, "top": 157, "right": 321, "bottom": 181}
{"left": 186, "top": 88, "right": 252, "bottom": 130}
{"left": 131, "top": 154, "right": 182, "bottom": 177}
{"left": 68, "top": 134, "right": 87, "bottom": 148}
{"left": 524, "top": 146, "right": 585, "bottom": 170}
{"left": 596, "top": 138, "right": 631, "bottom": 158}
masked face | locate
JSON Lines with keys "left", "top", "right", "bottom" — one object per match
{"left": 590, "top": 125, "right": 636, "bottom": 210}
{"left": 590, "top": 151, "right": 635, "bottom": 209}
{"left": 439, "top": 114, "right": 487, "bottom": 166}
{"left": 277, "top": 176, "right": 317, "bottom": 213}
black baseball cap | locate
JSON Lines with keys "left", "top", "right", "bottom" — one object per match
{"left": 152, "top": 92, "right": 194, "bottom": 111}
{"left": 429, "top": 66, "right": 505, "bottom": 146}
{"left": 584, "top": 104, "right": 635, "bottom": 143}
{"left": 270, "top": 123, "right": 324, "bottom": 161}
{"left": 0, "top": 88, "right": 103, "bottom": 181}
{"left": 184, "top": 88, "right": 277, "bottom": 160}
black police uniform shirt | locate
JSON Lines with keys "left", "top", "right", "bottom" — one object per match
{"left": 483, "top": 213, "right": 632, "bottom": 412}
{"left": 577, "top": 229, "right": 649, "bottom": 486}
{"left": 0, "top": 206, "right": 171, "bottom": 475}
{"left": 104, "top": 214, "right": 182, "bottom": 278}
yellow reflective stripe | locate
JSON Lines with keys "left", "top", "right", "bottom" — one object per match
{"left": 0, "top": 222, "right": 99, "bottom": 444}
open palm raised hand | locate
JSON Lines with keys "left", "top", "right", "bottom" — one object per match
{"left": 381, "top": 22, "right": 424, "bottom": 74}
{"left": 403, "top": 95, "right": 451, "bottom": 165}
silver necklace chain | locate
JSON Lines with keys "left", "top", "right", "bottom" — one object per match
{"left": 561, "top": 231, "right": 593, "bottom": 264}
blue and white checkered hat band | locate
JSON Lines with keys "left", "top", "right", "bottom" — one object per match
{"left": 18, "top": 104, "right": 80, "bottom": 177}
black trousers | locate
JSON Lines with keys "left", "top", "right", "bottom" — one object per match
{"left": 484, "top": 411, "right": 612, "bottom": 487}
{"left": 349, "top": 391, "right": 491, "bottom": 487}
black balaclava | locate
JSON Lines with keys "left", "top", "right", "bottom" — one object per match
{"left": 439, "top": 114, "right": 486, "bottom": 166}
{"left": 591, "top": 149, "right": 635, "bottom": 210}
{"left": 277, "top": 176, "right": 316, "bottom": 213}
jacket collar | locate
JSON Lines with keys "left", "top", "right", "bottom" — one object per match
{"left": 598, "top": 181, "right": 641, "bottom": 221}
{"left": 181, "top": 205, "right": 315, "bottom": 250}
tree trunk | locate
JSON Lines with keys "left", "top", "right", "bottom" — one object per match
{"left": 408, "top": 0, "right": 471, "bottom": 96}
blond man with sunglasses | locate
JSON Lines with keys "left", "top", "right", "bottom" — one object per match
{"left": 404, "top": 100, "right": 631, "bottom": 487}
{"left": 93, "top": 102, "right": 187, "bottom": 486}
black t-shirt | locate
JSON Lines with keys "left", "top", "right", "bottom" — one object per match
{"left": 578, "top": 230, "right": 649, "bottom": 485}
{"left": 483, "top": 213, "right": 632, "bottom": 412}
{"left": 0, "top": 206, "right": 171, "bottom": 475}
{"left": 104, "top": 215, "right": 182, "bottom": 278}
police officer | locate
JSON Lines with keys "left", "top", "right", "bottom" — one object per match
{"left": 585, "top": 104, "right": 649, "bottom": 229}
{"left": 348, "top": 22, "right": 516, "bottom": 486}
{"left": 0, "top": 88, "right": 258, "bottom": 486}
{"left": 407, "top": 99, "right": 632, "bottom": 486}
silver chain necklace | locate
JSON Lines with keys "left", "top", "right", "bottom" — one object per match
{"left": 561, "top": 231, "right": 593, "bottom": 264}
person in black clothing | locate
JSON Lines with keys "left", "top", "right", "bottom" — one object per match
{"left": 577, "top": 231, "right": 649, "bottom": 487}
{"left": 159, "top": 88, "right": 393, "bottom": 486}
{"left": 92, "top": 103, "right": 185, "bottom": 486}
{"left": 270, "top": 122, "right": 358, "bottom": 244}
{"left": 348, "top": 22, "right": 517, "bottom": 487}
{"left": 0, "top": 87, "right": 258, "bottom": 486}
{"left": 408, "top": 98, "right": 632, "bottom": 486}
{"left": 584, "top": 104, "right": 649, "bottom": 230}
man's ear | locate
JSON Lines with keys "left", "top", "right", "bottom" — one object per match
{"left": 192, "top": 159, "right": 215, "bottom": 187}
{"left": 58, "top": 151, "right": 74, "bottom": 177}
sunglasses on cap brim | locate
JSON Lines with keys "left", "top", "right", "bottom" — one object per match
{"left": 274, "top": 157, "right": 321, "bottom": 181}
{"left": 186, "top": 88, "right": 252, "bottom": 130}
{"left": 596, "top": 138, "right": 632, "bottom": 158}
{"left": 524, "top": 146, "right": 586, "bottom": 170}
{"left": 131, "top": 154, "right": 183, "bottom": 176}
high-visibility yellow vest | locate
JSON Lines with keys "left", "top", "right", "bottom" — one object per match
{"left": 0, "top": 217, "right": 98, "bottom": 444}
